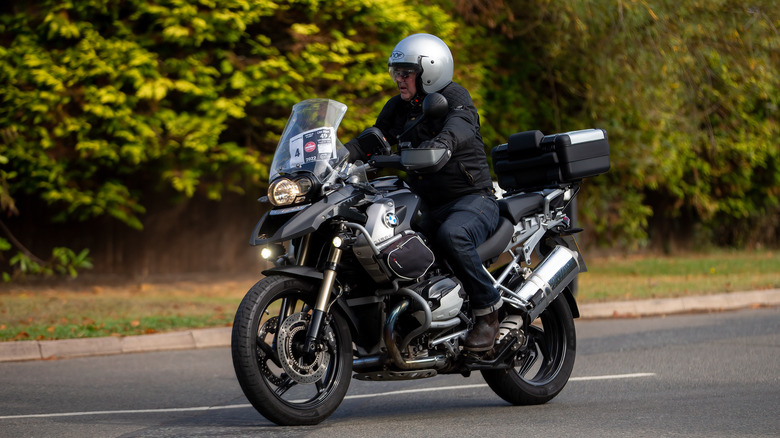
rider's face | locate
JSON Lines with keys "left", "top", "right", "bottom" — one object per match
{"left": 392, "top": 69, "right": 417, "bottom": 101}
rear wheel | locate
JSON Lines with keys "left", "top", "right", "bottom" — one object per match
{"left": 481, "top": 293, "right": 576, "bottom": 405}
{"left": 231, "top": 275, "right": 352, "bottom": 425}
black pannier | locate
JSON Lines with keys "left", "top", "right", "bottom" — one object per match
{"left": 491, "top": 129, "right": 610, "bottom": 192}
{"left": 379, "top": 232, "right": 435, "bottom": 281}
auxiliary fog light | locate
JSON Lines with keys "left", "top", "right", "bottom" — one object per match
{"left": 260, "top": 244, "right": 285, "bottom": 260}
{"left": 332, "top": 234, "right": 355, "bottom": 248}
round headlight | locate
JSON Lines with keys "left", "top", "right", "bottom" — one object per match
{"left": 268, "top": 178, "right": 300, "bottom": 206}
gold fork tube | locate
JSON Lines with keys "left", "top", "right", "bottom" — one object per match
{"left": 315, "top": 245, "right": 342, "bottom": 311}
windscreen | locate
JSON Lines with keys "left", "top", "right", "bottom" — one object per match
{"left": 268, "top": 99, "right": 349, "bottom": 183}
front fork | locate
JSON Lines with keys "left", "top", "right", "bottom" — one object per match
{"left": 303, "top": 238, "right": 342, "bottom": 353}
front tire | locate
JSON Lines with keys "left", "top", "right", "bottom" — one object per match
{"left": 231, "top": 275, "right": 352, "bottom": 425}
{"left": 481, "top": 292, "right": 576, "bottom": 405}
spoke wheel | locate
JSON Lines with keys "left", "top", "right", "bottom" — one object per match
{"left": 482, "top": 293, "right": 576, "bottom": 405}
{"left": 231, "top": 275, "right": 352, "bottom": 425}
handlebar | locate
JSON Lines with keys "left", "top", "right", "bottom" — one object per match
{"left": 368, "top": 148, "right": 450, "bottom": 173}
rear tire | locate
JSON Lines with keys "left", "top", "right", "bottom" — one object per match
{"left": 231, "top": 275, "right": 352, "bottom": 425}
{"left": 481, "top": 293, "right": 576, "bottom": 405}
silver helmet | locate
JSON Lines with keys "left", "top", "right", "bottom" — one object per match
{"left": 388, "top": 34, "right": 454, "bottom": 94}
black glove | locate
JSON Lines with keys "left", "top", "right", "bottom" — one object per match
{"left": 344, "top": 128, "right": 392, "bottom": 163}
{"left": 344, "top": 138, "right": 366, "bottom": 163}
{"left": 358, "top": 127, "right": 391, "bottom": 157}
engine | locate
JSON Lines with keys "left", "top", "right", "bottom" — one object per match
{"left": 410, "top": 275, "right": 464, "bottom": 322}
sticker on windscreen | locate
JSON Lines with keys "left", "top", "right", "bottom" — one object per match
{"left": 289, "top": 127, "right": 335, "bottom": 166}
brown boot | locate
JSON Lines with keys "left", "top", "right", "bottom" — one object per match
{"left": 464, "top": 309, "right": 500, "bottom": 352}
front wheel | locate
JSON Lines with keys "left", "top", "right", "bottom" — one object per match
{"left": 231, "top": 275, "right": 352, "bottom": 425}
{"left": 481, "top": 292, "right": 576, "bottom": 405}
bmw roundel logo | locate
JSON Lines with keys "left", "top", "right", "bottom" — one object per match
{"left": 384, "top": 212, "right": 398, "bottom": 227}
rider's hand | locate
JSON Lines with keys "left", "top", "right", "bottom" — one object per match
{"left": 344, "top": 138, "right": 367, "bottom": 163}
{"left": 358, "top": 127, "right": 392, "bottom": 157}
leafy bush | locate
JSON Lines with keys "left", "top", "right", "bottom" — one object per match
{"left": 455, "top": 0, "right": 780, "bottom": 249}
{"left": 0, "top": 0, "right": 452, "bottom": 278}
{"left": 1, "top": 0, "right": 778, "bottom": 281}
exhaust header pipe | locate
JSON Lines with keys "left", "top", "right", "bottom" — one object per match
{"left": 384, "top": 299, "right": 448, "bottom": 370}
{"left": 516, "top": 245, "right": 581, "bottom": 321}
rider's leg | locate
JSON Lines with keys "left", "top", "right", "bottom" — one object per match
{"left": 432, "top": 193, "right": 502, "bottom": 351}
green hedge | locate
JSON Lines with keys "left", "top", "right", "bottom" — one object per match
{"left": 0, "top": 0, "right": 452, "bottom": 226}
{"left": 460, "top": 0, "right": 780, "bottom": 248}
{"left": 0, "top": 0, "right": 453, "bottom": 276}
{"left": 1, "top": 0, "right": 778, "bottom": 278}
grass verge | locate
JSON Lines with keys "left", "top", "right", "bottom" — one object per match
{"left": 1, "top": 250, "right": 778, "bottom": 342}
{"left": 578, "top": 249, "right": 779, "bottom": 301}
{"left": 0, "top": 275, "right": 257, "bottom": 343}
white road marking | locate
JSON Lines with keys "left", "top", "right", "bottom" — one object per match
{"left": 0, "top": 372, "right": 656, "bottom": 420}
{"left": 0, "top": 405, "right": 249, "bottom": 420}
{"left": 569, "top": 372, "right": 656, "bottom": 381}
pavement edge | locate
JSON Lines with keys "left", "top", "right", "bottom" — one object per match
{"left": 2, "top": 289, "right": 778, "bottom": 363}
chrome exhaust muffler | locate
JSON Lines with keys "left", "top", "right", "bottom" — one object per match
{"left": 516, "top": 245, "right": 581, "bottom": 321}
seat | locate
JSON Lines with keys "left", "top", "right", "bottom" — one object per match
{"left": 497, "top": 193, "right": 545, "bottom": 223}
{"left": 477, "top": 217, "right": 513, "bottom": 262}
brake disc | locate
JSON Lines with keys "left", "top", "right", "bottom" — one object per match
{"left": 276, "top": 312, "right": 331, "bottom": 384}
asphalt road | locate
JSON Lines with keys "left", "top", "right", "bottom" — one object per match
{"left": 1, "top": 307, "right": 778, "bottom": 438}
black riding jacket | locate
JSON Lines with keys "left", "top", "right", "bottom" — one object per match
{"left": 374, "top": 82, "right": 494, "bottom": 208}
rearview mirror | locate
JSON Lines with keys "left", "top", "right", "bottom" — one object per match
{"left": 422, "top": 93, "right": 448, "bottom": 119}
{"left": 398, "top": 93, "right": 450, "bottom": 140}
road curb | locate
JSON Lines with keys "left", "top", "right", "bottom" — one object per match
{"left": 1, "top": 289, "right": 778, "bottom": 363}
{"left": 578, "top": 288, "right": 780, "bottom": 319}
{"left": 0, "top": 327, "right": 232, "bottom": 363}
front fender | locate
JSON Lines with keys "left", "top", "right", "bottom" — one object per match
{"left": 261, "top": 268, "right": 362, "bottom": 343}
{"left": 262, "top": 265, "right": 323, "bottom": 281}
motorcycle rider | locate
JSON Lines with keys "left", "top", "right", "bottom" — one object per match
{"left": 348, "top": 34, "right": 501, "bottom": 351}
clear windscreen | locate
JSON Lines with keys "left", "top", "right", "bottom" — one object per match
{"left": 269, "top": 99, "right": 350, "bottom": 183}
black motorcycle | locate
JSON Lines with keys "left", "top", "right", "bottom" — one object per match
{"left": 231, "top": 94, "right": 610, "bottom": 425}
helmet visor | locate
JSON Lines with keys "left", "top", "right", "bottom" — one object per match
{"left": 389, "top": 64, "right": 421, "bottom": 81}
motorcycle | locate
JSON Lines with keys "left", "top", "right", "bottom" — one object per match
{"left": 231, "top": 94, "right": 610, "bottom": 426}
